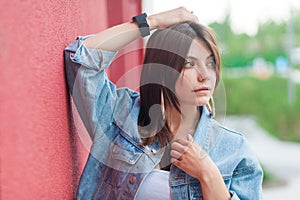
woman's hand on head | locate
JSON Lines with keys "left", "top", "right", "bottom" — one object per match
{"left": 147, "top": 7, "right": 199, "bottom": 30}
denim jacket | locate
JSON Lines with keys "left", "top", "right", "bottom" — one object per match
{"left": 64, "top": 36, "right": 263, "bottom": 200}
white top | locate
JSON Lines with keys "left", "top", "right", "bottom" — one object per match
{"left": 135, "top": 169, "right": 171, "bottom": 200}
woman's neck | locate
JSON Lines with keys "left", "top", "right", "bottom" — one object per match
{"left": 168, "top": 105, "right": 201, "bottom": 138}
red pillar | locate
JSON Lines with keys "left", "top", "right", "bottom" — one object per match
{"left": 106, "top": 0, "right": 144, "bottom": 90}
{"left": 0, "top": 0, "right": 141, "bottom": 199}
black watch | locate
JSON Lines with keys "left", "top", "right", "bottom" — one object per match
{"left": 132, "top": 13, "right": 150, "bottom": 37}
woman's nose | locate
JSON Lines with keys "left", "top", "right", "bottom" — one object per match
{"left": 195, "top": 65, "right": 208, "bottom": 82}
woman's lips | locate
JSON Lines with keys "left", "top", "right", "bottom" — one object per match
{"left": 193, "top": 87, "right": 210, "bottom": 93}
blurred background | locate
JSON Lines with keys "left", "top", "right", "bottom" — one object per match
{"left": 1, "top": 0, "right": 299, "bottom": 199}
{"left": 144, "top": 0, "right": 300, "bottom": 199}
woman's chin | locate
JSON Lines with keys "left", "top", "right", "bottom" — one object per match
{"left": 177, "top": 96, "right": 210, "bottom": 107}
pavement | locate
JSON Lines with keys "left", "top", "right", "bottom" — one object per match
{"left": 223, "top": 115, "right": 300, "bottom": 200}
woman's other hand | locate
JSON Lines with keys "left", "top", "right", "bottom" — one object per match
{"left": 170, "top": 135, "right": 231, "bottom": 199}
{"left": 170, "top": 134, "right": 218, "bottom": 181}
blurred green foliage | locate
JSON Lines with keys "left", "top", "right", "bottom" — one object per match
{"left": 223, "top": 76, "right": 300, "bottom": 142}
{"left": 211, "top": 12, "right": 300, "bottom": 142}
{"left": 209, "top": 13, "right": 300, "bottom": 68}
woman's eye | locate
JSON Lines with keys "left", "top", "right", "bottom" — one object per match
{"left": 207, "top": 60, "right": 216, "bottom": 68}
{"left": 184, "top": 60, "right": 195, "bottom": 68}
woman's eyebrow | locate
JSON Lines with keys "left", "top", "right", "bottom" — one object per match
{"left": 206, "top": 54, "right": 214, "bottom": 60}
{"left": 185, "top": 56, "right": 197, "bottom": 60}
{"left": 186, "top": 54, "right": 214, "bottom": 60}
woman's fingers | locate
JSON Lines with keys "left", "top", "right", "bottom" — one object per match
{"left": 187, "top": 134, "right": 193, "bottom": 142}
{"left": 171, "top": 135, "right": 195, "bottom": 161}
{"left": 170, "top": 141, "right": 187, "bottom": 162}
{"left": 171, "top": 140, "right": 186, "bottom": 151}
{"left": 170, "top": 149, "right": 182, "bottom": 160}
{"left": 172, "top": 135, "right": 193, "bottom": 148}
{"left": 149, "top": 7, "right": 199, "bottom": 29}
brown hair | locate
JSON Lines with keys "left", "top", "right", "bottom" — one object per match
{"left": 138, "top": 22, "right": 221, "bottom": 147}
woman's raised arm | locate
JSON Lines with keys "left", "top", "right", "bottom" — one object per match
{"left": 83, "top": 7, "right": 198, "bottom": 51}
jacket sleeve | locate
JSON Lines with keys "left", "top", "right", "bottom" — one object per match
{"left": 229, "top": 142, "right": 264, "bottom": 200}
{"left": 64, "top": 35, "right": 138, "bottom": 141}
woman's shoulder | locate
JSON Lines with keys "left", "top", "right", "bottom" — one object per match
{"left": 209, "top": 119, "right": 262, "bottom": 173}
{"left": 209, "top": 118, "right": 244, "bottom": 139}
{"left": 209, "top": 118, "right": 257, "bottom": 158}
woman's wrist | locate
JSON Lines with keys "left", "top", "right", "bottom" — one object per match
{"left": 195, "top": 158, "right": 222, "bottom": 183}
{"left": 198, "top": 170, "right": 231, "bottom": 200}
{"left": 146, "top": 15, "right": 157, "bottom": 30}
{"left": 196, "top": 169, "right": 217, "bottom": 183}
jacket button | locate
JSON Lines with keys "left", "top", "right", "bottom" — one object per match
{"left": 151, "top": 149, "right": 157, "bottom": 153}
{"left": 129, "top": 176, "right": 136, "bottom": 184}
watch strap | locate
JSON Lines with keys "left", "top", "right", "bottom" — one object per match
{"left": 132, "top": 13, "right": 150, "bottom": 37}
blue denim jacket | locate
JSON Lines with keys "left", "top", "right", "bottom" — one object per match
{"left": 64, "top": 36, "right": 263, "bottom": 200}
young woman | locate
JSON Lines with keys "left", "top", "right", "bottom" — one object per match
{"left": 65, "top": 7, "right": 263, "bottom": 200}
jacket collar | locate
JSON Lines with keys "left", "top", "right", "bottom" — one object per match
{"left": 193, "top": 106, "right": 211, "bottom": 153}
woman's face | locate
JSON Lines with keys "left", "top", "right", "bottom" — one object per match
{"left": 175, "top": 38, "right": 217, "bottom": 106}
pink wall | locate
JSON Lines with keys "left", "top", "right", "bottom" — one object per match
{"left": 107, "top": 0, "right": 143, "bottom": 89}
{"left": 0, "top": 0, "right": 141, "bottom": 199}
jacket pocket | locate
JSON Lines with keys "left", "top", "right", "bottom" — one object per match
{"left": 109, "top": 134, "right": 142, "bottom": 167}
{"left": 103, "top": 134, "right": 143, "bottom": 189}
{"left": 111, "top": 136, "right": 142, "bottom": 165}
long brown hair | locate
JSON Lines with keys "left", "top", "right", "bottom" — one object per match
{"left": 138, "top": 22, "right": 221, "bottom": 147}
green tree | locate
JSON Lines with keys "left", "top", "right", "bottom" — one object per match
{"left": 209, "top": 12, "right": 300, "bottom": 68}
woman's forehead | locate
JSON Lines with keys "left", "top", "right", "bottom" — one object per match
{"left": 187, "top": 39, "right": 212, "bottom": 58}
